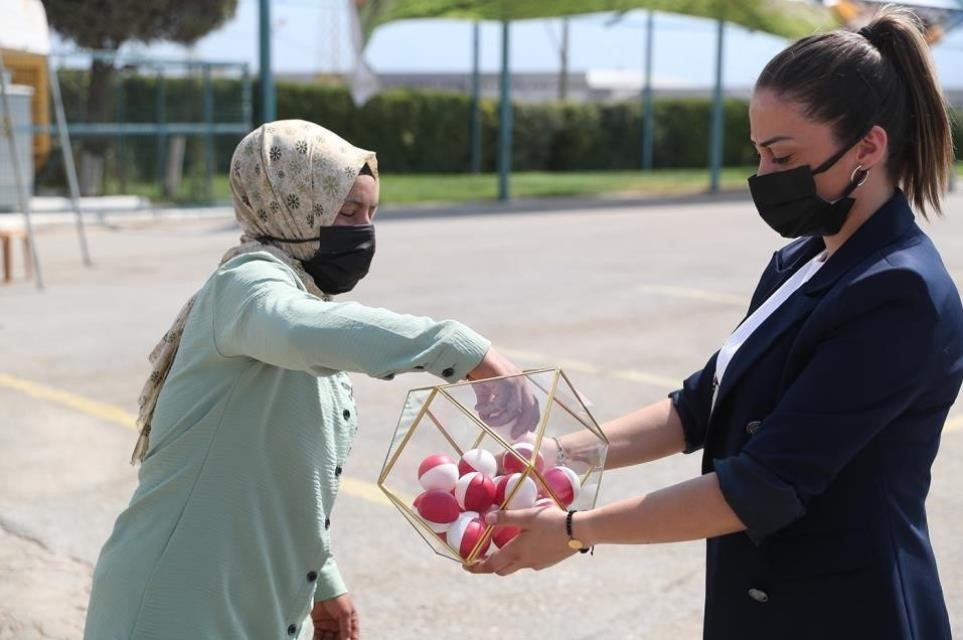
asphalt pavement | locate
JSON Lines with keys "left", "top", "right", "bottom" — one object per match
{"left": 2, "top": 191, "right": 961, "bottom": 639}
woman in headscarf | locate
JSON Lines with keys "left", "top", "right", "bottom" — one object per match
{"left": 83, "top": 120, "right": 535, "bottom": 640}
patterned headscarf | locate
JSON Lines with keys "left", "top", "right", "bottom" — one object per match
{"left": 131, "top": 120, "right": 378, "bottom": 463}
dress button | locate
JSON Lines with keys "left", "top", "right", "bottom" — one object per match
{"left": 307, "top": 570, "right": 318, "bottom": 582}
{"left": 748, "top": 588, "right": 769, "bottom": 603}
{"left": 745, "top": 420, "right": 761, "bottom": 435}
{"left": 325, "top": 517, "right": 331, "bottom": 529}
{"left": 342, "top": 408, "right": 351, "bottom": 420}
{"left": 442, "top": 367, "right": 455, "bottom": 378}
{"left": 335, "top": 465, "right": 342, "bottom": 477}
{"left": 287, "top": 623, "right": 298, "bottom": 635}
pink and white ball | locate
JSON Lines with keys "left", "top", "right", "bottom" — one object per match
{"left": 541, "top": 466, "right": 581, "bottom": 507}
{"left": 414, "top": 490, "right": 461, "bottom": 533}
{"left": 447, "top": 512, "right": 491, "bottom": 560}
{"left": 458, "top": 448, "right": 498, "bottom": 477}
{"left": 418, "top": 454, "right": 459, "bottom": 493}
{"left": 454, "top": 471, "right": 496, "bottom": 512}
{"left": 501, "top": 442, "right": 545, "bottom": 475}
{"left": 494, "top": 473, "right": 538, "bottom": 509}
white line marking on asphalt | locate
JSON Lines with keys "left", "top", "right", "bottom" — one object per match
{"left": 0, "top": 373, "right": 395, "bottom": 506}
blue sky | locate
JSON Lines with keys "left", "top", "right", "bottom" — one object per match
{"left": 52, "top": 0, "right": 963, "bottom": 88}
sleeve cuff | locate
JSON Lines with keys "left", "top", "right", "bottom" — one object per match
{"left": 313, "top": 556, "right": 347, "bottom": 602}
{"left": 714, "top": 453, "right": 806, "bottom": 544}
{"left": 429, "top": 322, "right": 491, "bottom": 382}
{"left": 669, "top": 390, "right": 704, "bottom": 455}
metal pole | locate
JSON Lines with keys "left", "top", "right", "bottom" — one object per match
{"left": 202, "top": 63, "right": 215, "bottom": 203}
{"left": 259, "top": 0, "right": 276, "bottom": 123}
{"left": 0, "top": 55, "right": 44, "bottom": 289}
{"left": 469, "top": 21, "right": 482, "bottom": 174}
{"left": 115, "top": 71, "right": 127, "bottom": 193}
{"left": 241, "top": 63, "right": 253, "bottom": 131}
{"left": 155, "top": 68, "right": 166, "bottom": 191}
{"left": 642, "top": 9, "right": 655, "bottom": 171}
{"left": 559, "top": 17, "right": 569, "bottom": 101}
{"left": 709, "top": 18, "right": 725, "bottom": 193}
{"left": 47, "top": 56, "right": 92, "bottom": 265}
{"left": 497, "top": 20, "right": 512, "bottom": 202}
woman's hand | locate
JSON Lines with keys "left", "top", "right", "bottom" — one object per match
{"left": 468, "top": 348, "right": 540, "bottom": 439}
{"left": 312, "top": 593, "right": 360, "bottom": 640}
{"left": 464, "top": 505, "right": 578, "bottom": 576}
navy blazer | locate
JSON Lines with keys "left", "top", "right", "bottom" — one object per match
{"left": 671, "top": 191, "right": 963, "bottom": 640}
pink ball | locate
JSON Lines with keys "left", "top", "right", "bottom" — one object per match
{"left": 414, "top": 490, "right": 460, "bottom": 533}
{"left": 534, "top": 496, "right": 556, "bottom": 508}
{"left": 458, "top": 448, "right": 498, "bottom": 477}
{"left": 454, "top": 471, "right": 496, "bottom": 512}
{"left": 494, "top": 473, "right": 538, "bottom": 509}
{"left": 542, "top": 466, "right": 581, "bottom": 507}
{"left": 501, "top": 442, "right": 545, "bottom": 475}
{"left": 447, "top": 512, "right": 491, "bottom": 560}
{"left": 418, "top": 454, "right": 459, "bottom": 492}
{"left": 492, "top": 525, "right": 520, "bottom": 549}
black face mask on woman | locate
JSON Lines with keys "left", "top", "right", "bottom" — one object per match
{"left": 747, "top": 137, "right": 870, "bottom": 238}
{"left": 258, "top": 224, "right": 376, "bottom": 294}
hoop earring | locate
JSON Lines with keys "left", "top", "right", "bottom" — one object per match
{"left": 851, "top": 165, "right": 870, "bottom": 187}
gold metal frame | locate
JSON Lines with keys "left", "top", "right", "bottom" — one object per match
{"left": 377, "top": 368, "right": 610, "bottom": 566}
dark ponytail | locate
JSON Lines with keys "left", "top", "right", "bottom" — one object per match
{"left": 756, "top": 7, "right": 953, "bottom": 217}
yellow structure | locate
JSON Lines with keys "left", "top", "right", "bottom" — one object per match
{"left": 0, "top": 0, "right": 51, "bottom": 171}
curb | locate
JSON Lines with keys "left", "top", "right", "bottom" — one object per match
{"left": 0, "top": 189, "right": 754, "bottom": 230}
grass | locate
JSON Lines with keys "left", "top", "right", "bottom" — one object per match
{"left": 107, "top": 167, "right": 754, "bottom": 207}
{"left": 104, "top": 162, "right": 963, "bottom": 208}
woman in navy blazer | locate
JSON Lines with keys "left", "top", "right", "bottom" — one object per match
{"left": 470, "top": 8, "right": 963, "bottom": 639}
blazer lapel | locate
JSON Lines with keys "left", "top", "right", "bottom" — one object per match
{"left": 713, "top": 288, "right": 820, "bottom": 411}
{"left": 746, "top": 237, "right": 824, "bottom": 315}
{"left": 713, "top": 190, "right": 916, "bottom": 413}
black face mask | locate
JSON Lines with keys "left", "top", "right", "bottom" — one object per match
{"left": 748, "top": 137, "right": 869, "bottom": 238}
{"left": 258, "top": 225, "right": 375, "bottom": 294}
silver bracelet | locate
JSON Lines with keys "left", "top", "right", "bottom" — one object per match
{"left": 552, "top": 435, "right": 569, "bottom": 465}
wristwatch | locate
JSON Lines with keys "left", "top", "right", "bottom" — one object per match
{"left": 566, "top": 510, "right": 590, "bottom": 553}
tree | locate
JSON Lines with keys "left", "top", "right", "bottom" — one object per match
{"left": 41, "top": 0, "right": 239, "bottom": 193}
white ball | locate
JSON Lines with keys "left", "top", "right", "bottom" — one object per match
{"left": 454, "top": 471, "right": 496, "bottom": 512}
{"left": 458, "top": 448, "right": 498, "bottom": 477}
{"left": 447, "top": 511, "right": 490, "bottom": 560}
{"left": 499, "top": 474, "right": 538, "bottom": 510}
{"left": 418, "top": 454, "right": 459, "bottom": 493}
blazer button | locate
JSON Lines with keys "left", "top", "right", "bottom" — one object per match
{"left": 745, "top": 420, "right": 761, "bottom": 435}
{"left": 442, "top": 367, "right": 455, "bottom": 378}
{"left": 335, "top": 465, "right": 343, "bottom": 477}
{"left": 747, "top": 588, "right": 769, "bottom": 603}
{"left": 342, "top": 408, "right": 351, "bottom": 420}
{"left": 307, "top": 570, "right": 318, "bottom": 582}
{"left": 287, "top": 623, "right": 298, "bottom": 635}
{"left": 325, "top": 517, "right": 331, "bottom": 529}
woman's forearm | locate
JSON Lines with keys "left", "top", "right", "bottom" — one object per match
{"left": 575, "top": 472, "right": 745, "bottom": 546}
{"left": 559, "top": 398, "right": 686, "bottom": 470}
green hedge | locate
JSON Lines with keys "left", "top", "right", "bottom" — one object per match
{"left": 49, "top": 73, "right": 963, "bottom": 185}
{"left": 271, "top": 82, "right": 766, "bottom": 173}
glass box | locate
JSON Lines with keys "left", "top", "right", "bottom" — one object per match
{"left": 378, "top": 368, "right": 609, "bottom": 564}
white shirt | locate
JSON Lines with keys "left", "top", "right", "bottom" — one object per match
{"left": 712, "top": 251, "right": 827, "bottom": 410}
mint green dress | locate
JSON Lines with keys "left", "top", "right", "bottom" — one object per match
{"left": 84, "top": 252, "right": 490, "bottom": 639}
